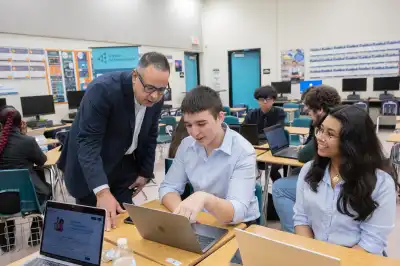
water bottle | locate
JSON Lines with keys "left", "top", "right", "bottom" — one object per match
{"left": 112, "top": 238, "right": 136, "bottom": 266}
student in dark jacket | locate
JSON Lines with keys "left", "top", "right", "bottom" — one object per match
{"left": 272, "top": 85, "right": 341, "bottom": 233}
{"left": 244, "top": 85, "right": 286, "bottom": 181}
{"left": 0, "top": 106, "right": 50, "bottom": 252}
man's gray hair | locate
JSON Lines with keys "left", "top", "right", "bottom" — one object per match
{"left": 137, "top": 52, "right": 170, "bottom": 73}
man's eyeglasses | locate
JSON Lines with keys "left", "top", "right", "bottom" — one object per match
{"left": 137, "top": 72, "right": 170, "bottom": 95}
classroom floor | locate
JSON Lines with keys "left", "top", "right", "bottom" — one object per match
{"left": 2, "top": 130, "right": 400, "bottom": 265}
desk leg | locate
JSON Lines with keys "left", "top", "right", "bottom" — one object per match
{"left": 262, "top": 163, "right": 271, "bottom": 226}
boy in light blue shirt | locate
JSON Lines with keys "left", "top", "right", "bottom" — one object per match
{"left": 159, "top": 86, "right": 260, "bottom": 224}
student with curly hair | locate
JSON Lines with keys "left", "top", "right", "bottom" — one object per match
{"left": 272, "top": 85, "right": 341, "bottom": 232}
{"left": 0, "top": 106, "right": 50, "bottom": 251}
{"left": 294, "top": 105, "right": 397, "bottom": 255}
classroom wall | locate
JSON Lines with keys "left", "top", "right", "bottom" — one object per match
{"left": 201, "top": 0, "right": 400, "bottom": 104}
{"left": 0, "top": 33, "right": 122, "bottom": 123}
{"left": 0, "top": 0, "right": 203, "bottom": 51}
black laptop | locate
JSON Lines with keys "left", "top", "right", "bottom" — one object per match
{"left": 240, "top": 124, "right": 267, "bottom": 147}
{"left": 263, "top": 125, "right": 299, "bottom": 159}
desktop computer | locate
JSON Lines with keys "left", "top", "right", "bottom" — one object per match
{"left": 20, "top": 95, "right": 55, "bottom": 129}
{"left": 300, "top": 80, "right": 322, "bottom": 94}
{"left": 373, "top": 76, "right": 400, "bottom": 100}
{"left": 66, "top": 90, "right": 85, "bottom": 119}
{"left": 342, "top": 78, "right": 367, "bottom": 100}
{"left": 0, "top": 98, "right": 6, "bottom": 109}
{"left": 271, "top": 81, "right": 291, "bottom": 101}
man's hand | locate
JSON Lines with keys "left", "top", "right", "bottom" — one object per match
{"left": 128, "top": 176, "right": 148, "bottom": 198}
{"left": 173, "top": 192, "right": 209, "bottom": 223}
{"left": 96, "top": 189, "right": 126, "bottom": 231}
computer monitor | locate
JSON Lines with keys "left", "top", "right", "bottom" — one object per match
{"left": 271, "top": 81, "right": 291, "bottom": 100}
{"left": 342, "top": 78, "right": 367, "bottom": 92}
{"left": 373, "top": 76, "right": 400, "bottom": 100}
{"left": 0, "top": 98, "right": 6, "bottom": 109}
{"left": 300, "top": 80, "right": 322, "bottom": 94}
{"left": 67, "top": 91, "right": 85, "bottom": 110}
{"left": 20, "top": 95, "right": 55, "bottom": 120}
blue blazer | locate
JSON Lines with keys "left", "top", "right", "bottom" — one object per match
{"left": 58, "top": 71, "right": 162, "bottom": 199}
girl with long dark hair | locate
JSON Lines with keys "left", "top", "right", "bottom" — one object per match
{"left": 294, "top": 105, "right": 397, "bottom": 255}
{"left": 0, "top": 106, "right": 50, "bottom": 252}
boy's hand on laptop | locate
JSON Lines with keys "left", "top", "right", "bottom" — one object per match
{"left": 173, "top": 192, "right": 209, "bottom": 223}
{"left": 96, "top": 189, "right": 126, "bottom": 231}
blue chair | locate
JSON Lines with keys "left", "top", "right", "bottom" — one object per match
{"left": 376, "top": 101, "right": 398, "bottom": 133}
{"left": 160, "top": 116, "right": 177, "bottom": 135}
{"left": 224, "top": 115, "right": 239, "bottom": 125}
{"left": 223, "top": 106, "right": 231, "bottom": 115}
{"left": 157, "top": 126, "right": 172, "bottom": 157}
{"left": 255, "top": 183, "right": 263, "bottom": 225}
{"left": 0, "top": 169, "right": 43, "bottom": 218}
{"left": 283, "top": 103, "right": 300, "bottom": 125}
{"left": 290, "top": 117, "right": 312, "bottom": 146}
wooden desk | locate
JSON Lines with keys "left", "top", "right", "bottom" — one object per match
{"left": 44, "top": 138, "right": 59, "bottom": 145}
{"left": 198, "top": 225, "right": 400, "bottom": 266}
{"left": 253, "top": 143, "right": 269, "bottom": 150}
{"left": 387, "top": 133, "right": 400, "bottom": 143}
{"left": 285, "top": 126, "right": 309, "bottom": 135}
{"left": 256, "top": 150, "right": 304, "bottom": 168}
{"left": 104, "top": 200, "right": 246, "bottom": 266}
{"left": 27, "top": 124, "right": 72, "bottom": 134}
{"left": 255, "top": 149, "right": 267, "bottom": 156}
{"left": 45, "top": 146, "right": 61, "bottom": 166}
{"left": 159, "top": 123, "right": 167, "bottom": 127}
{"left": 230, "top": 107, "right": 246, "bottom": 113}
{"left": 283, "top": 108, "right": 298, "bottom": 112}
{"left": 7, "top": 241, "right": 161, "bottom": 266}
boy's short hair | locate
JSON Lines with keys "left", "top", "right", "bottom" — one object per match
{"left": 304, "top": 85, "right": 341, "bottom": 112}
{"left": 254, "top": 86, "right": 277, "bottom": 100}
{"left": 181, "top": 86, "right": 224, "bottom": 119}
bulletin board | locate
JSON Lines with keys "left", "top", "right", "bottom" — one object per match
{"left": 308, "top": 40, "right": 400, "bottom": 79}
{"left": 45, "top": 49, "right": 93, "bottom": 103}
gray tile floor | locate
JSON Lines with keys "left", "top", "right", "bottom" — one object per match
{"left": 2, "top": 130, "right": 400, "bottom": 265}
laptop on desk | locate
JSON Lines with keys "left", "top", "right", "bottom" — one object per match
{"left": 264, "top": 125, "right": 299, "bottom": 159}
{"left": 235, "top": 229, "right": 341, "bottom": 266}
{"left": 240, "top": 124, "right": 268, "bottom": 148}
{"left": 123, "top": 203, "right": 228, "bottom": 254}
{"left": 24, "top": 201, "right": 106, "bottom": 266}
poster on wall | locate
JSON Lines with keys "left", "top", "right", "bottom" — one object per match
{"left": 174, "top": 60, "right": 182, "bottom": 72}
{"left": 29, "top": 65, "right": 46, "bottom": 78}
{"left": 308, "top": 40, "right": 400, "bottom": 79}
{"left": 92, "top": 46, "right": 138, "bottom": 77}
{"left": 11, "top": 48, "right": 29, "bottom": 61}
{"left": 46, "top": 50, "right": 65, "bottom": 102}
{"left": 74, "top": 51, "right": 93, "bottom": 90}
{"left": 212, "top": 68, "right": 221, "bottom": 90}
{"left": 0, "top": 47, "right": 11, "bottom": 61}
{"left": 61, "top": 51, "right": 77, "bottom": 91}
{"left": 29, "top": 49, "right": 46, "bottom": 62}
{"left": 0, "top": 65, "right": 12, "bottom": 79}
{"left": 12, "top": 65, "right": 30, "bottom": 79}
{"left": 281, "top": 49, "right": 305, "bottom": 84}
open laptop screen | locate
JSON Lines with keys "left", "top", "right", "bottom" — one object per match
{"left": 40, "top": 201, "right": 105, "bottom": 266}
{"left": 264, "top": 126, "right": 289, "bottom": 151}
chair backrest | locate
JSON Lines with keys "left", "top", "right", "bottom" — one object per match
{"left": 223, "top": 106, "right": 231, "bottom": 115}
{"left": 159, "top": 125, "right": 168, "bottom": 135}
{"left": 381, "top": 101, "right": 398, "bottom": 116}
{"left": 160, "top": 116, "right": 177, "bottom": 129}
{"left": 354, "top": 101, "right": 368, "bottom": 112}
{"left": 255, "top": 183, "right": 263, "bottom": 225}
{"left": 283, "top": 103, "right": 300, "bottom": 118}
{"left": 224, "top": 115, "right": 239, "bottom": 125}
{"left": 165, "top": 158, "right": 173, "bottom": 174}
{"left": 292, "top": 117, "right": 312, "bottom": 128}
{"left": 0, "top": 169, "right": 42, "bottom": 217}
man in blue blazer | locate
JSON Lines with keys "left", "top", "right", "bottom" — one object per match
{"left": 58, "top": 52, "right": 170, "bottom": 230}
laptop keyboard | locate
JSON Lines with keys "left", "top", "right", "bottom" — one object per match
{"left": 195, "top": 234, "right": 215, "bottom": 250}
{"left": 25, "top": 258, "right": 65, "bottom": 266}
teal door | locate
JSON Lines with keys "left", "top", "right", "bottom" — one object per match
{"left": 184, "top": 53, "right": 199, "bottom": 92}
{"left": 230, "top": 50, "right": 261, "bottom": 108}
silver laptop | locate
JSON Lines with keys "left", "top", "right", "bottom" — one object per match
{"left": 123, "top": 203, "right": 228, "bottom": 254}
{"left": 235, "top": 229, "right": 341, "bottom": 266}
{"left": 24, "top": 201, "right": 106, "bottom": 266}
{"left": 264, "top": 125, "right": 299, "bottom": 159}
